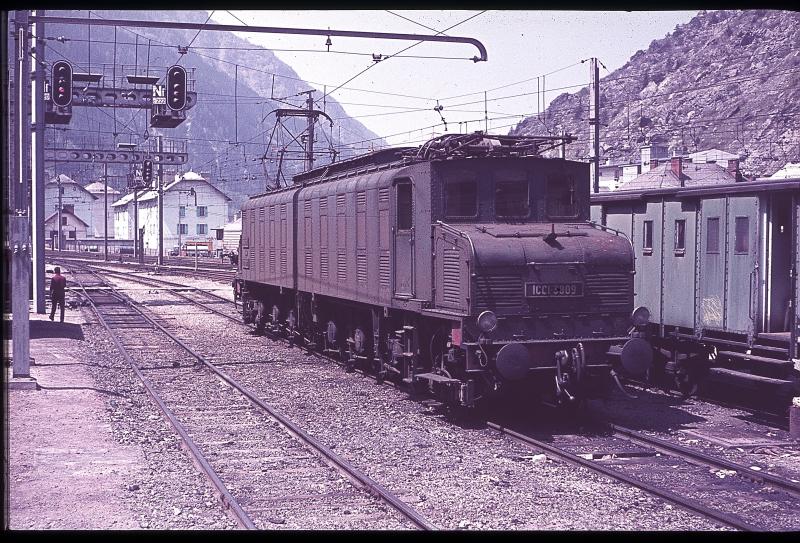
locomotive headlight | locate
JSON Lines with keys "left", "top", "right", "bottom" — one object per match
{"left": 477, "top": 311, "right": 498, "bottom": 333}
{"left": 631, "top": 306, "right": 651, "bottom": 327}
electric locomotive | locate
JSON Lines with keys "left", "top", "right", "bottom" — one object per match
{"left": 235, "top": 133, "right": 653, "bottom": 406}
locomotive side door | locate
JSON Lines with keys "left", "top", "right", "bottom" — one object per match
{"left": 393, "top": 179, "right": 414, "bottom": 297}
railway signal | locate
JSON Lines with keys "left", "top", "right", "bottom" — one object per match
{"left": 51, "top": 60, "right": 73, "bottom": 107}
{"left": 166, "top": 65, "right": 187, "bottom": 111}
{"left": 142, "top": 159, "right": 153, "bottom": 184}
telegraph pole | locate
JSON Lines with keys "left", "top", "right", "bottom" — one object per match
{"left": 31, "top": 9, "right": 46, "bottom": 312}
{"left": 11, "top": 10, "right": 34, "bottom": 385}
{"left": 306, "top": 90, "right": 315, "bottom": 171}
{"left": 589, "top": 57, "right": 600, "bottom": 194}
{"left": 103, "top": 162, "right": 109, "bottom": 261}
{"left": 157, "top": 134, "right": 164, "bottom": 266}
{"left": 133, "top": 189, "right": 139, "bottom": 260}
{"left": 57, "top": 175, "right": 62, "bottom": 250}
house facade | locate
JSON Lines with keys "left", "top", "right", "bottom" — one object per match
{"left": 44, "top": 210, "right": 89, "bottom": 249}
{"left": 112, "top": 171, "right": 231, "bottom": 255}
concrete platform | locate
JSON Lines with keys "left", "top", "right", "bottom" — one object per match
{"left": 4, "top": 310, "right": 144, "bottom": 529}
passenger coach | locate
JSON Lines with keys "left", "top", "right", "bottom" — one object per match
{"left": 592, "top": 157, "right": 799, "bottom": 400}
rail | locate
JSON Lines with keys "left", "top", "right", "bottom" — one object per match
{"left": 67, "top": 262, "right": 436, "bottom": 530}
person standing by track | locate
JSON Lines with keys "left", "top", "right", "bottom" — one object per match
{"left": 49, "top": 266, "right": 67, "bottom": 323}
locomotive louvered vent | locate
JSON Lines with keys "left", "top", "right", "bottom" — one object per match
{"left": 337, "top": 250, "right": 347, "bottom": 282}
{"left": 304, "top": 200, "right": 312, "bottom": 213}
{"left": 337, "top": 194, "right": 346, "bottom": 213}
{"left": 259, "top": 248, "right": 265, "bottom": 273}
{"left": 379, "top": 252, "right": 390, "bottom": 287}
{"left": 280, "top": 249, "right": 287, "bottom": 274}
{"left": 475, "top": 275, "right": 523, "bottom": 310}
{"left": 320, "top": 251, "right": 329, "bottom": 279}
{"left": 357, "top": 191, "right": 367, "bottom": 208}
{"left": 269, "top": 249, "right": 276, "bottom": 273}
{"left": 357, "top": 253, "right": 367, "bottom": 284}
{"left": 442, "top": 249, "right": 462, "bottom": 305}
{"left": 584, "top": 273, "right": 632, "bottom": 311}
{"left": 319, "top": 198, "right": 328, "bottom": 213}
{"left": 280, "top": 203, "right": 287, "bottom": 215}
{"left": 379, "top": 188, "right": 390, "bottom": 204}
{"left": 305, "top": 249, "right": 312, "bottom": 277}
{"left": 259, "top": 208, "right": 265, "bottom": 220}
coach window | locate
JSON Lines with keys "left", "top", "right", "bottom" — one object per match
{"left": 734, "top": 216, "right": 749, "bottom": 254}
{"left": 546, "top": 175, "right": 579, "bottom": 218}
{"left": 706, "top": 217, "right": 720, "bottom": 253}
{"left": 674, "top": 219, "right": 686, "bottom": 256}
{"left": 445, "top": 173, "right": 478, "bottom": 219}
{"left": 495, "top": 170, "right": 529, "bottom": 219}
{"left": 396, "top": 181, "right": 413, "bottom": 230}
{"left": 642, "top": 220, "right": 653, "bottom": 255}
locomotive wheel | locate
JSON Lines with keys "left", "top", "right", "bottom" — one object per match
{"left": 255, "top": 301, "right": 267, "bottom": 333}
{"left": 674, "top": 367, "right": 699, "bottom": 398}
{"left": 348, "top": 326, "right": 372, "bottom": 373}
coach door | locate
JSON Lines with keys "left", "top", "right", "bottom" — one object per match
{"left": 699, "top": 198, "right": 726, "bottom": 331}
{"left": 726, "top": 196, "right": 759, "bottom": 336}
{"left": 393, "top": 179, "right": 414, "bottom": 297}
{"left": 762, "top": 193, "right": 794, "bottom": 333}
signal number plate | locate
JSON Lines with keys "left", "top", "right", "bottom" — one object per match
{"left": 525, "top": 282, "right": 583, "bottom": 297}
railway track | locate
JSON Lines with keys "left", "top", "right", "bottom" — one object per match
{"left": 67, "top": 262, "right": 800, "bottom": 531}
{"left": 66, "top": 263, "right": 434, "bottom": 530}
{"left": 47, "top": 251, "right": 236, "bottom": 283}
{"left": 486, "top": 415, "right": 800, "bottom": 531}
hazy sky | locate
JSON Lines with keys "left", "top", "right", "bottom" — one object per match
{"left": 210, "top": 10, "right": 699, "bottom": 146}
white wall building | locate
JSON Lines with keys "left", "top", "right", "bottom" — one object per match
{"left": 83, "top": 180, "right": 120, "bottom": 239}
{"left": 44, "top": 174, "right": 122, "bottom": 240}
{"left": 111, "top": 171, "right": 231, "bottom": 255}
{"left": 688, "top": 148, "right": 740, "bottom": 169}
{"left": 767, "top": 162, "right": 800, "bottom": 179}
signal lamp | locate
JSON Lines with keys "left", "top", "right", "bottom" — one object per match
{"left": 166, "top": 65, "right": 187, "bottom": 111}
{"left": 51, "top": 60, "right": 73, "bottom": 107}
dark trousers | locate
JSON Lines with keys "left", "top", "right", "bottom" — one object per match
{"left": 50, "top": 296, "right": 65, "bottom": 322}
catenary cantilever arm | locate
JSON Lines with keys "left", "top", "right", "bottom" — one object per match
{"left": 28, "top": 15, "right": 488, "bottom": 62}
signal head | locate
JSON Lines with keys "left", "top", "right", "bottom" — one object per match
{"left": 166, "top": 65, "right": 187, "bottom": 111}
{"left": 51, "top": 60, "right": 73, "bottom": 107}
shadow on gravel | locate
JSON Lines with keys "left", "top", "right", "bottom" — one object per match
{"left": 30, "top": 320, "right": 84, "bottom": 340}
{"left": 37, "top": 384, "right": 129, "bottom": 398}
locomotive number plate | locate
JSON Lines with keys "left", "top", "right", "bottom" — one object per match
{"left": 525, "top": 282, "right": 583, "bottom": 297}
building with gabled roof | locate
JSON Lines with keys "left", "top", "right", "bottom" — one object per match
{"left": 112, "top": 171, "right": 231, "bottom": 255}
{"left": 44, "top": 209, "right": 89, "bottom": 249}
{"left": 615, "top": 156, "right": 739, "bottom": 193}
{"left": 44, "top": 174, "right": 125, "bottom": 241}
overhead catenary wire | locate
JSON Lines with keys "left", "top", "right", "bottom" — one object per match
{"left": 42, "top": 14, "right": 798, "bottom": 178}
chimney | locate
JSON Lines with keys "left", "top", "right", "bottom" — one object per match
{"left": 671, "top": 156, "right": 683, "bottom": 181}
{"left": 727, "top": 159, "right": 741, "bottom": 181}
{"left": 650, "top": 158, "right": 660, "bottom": 171}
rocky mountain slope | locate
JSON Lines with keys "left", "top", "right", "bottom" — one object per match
{"left": 510, "top": 9, "right": 800, "bottom": 176}
{"left": 42, "top": 10, "right": 383, "bottom": 210}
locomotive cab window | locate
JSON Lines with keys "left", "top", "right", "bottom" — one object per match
{"left": 396, "top": 180, "right": 413, "bottom": 230}
{"left": 444, "top": 173, "right": 478, "bottom": 219}
{"left": 545, "top": 174, "right": 579, "bottom": 218}
{"left": 495, "top": 170, "right": 529, "bottom": 220}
